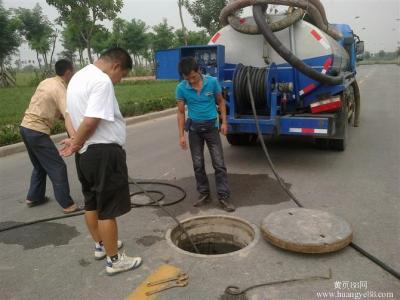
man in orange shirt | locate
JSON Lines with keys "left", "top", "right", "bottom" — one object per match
{"left": 20, "top": 59, "right": 80, "bottom": 213}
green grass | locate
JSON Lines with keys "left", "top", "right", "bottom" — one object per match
{"left": 0, "top": 79, "right": 178, "bottom": 146}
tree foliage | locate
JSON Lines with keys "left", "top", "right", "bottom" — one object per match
{"left": 122, "top": 19, "right": 149, "bottom": 65}
{"left": 91, "top": 25, "right": 111, "bottom": 57}
{"left": 14, "top": 4, "right": 55, "bottom": 69}
{"left": 152, "top": 19, "right": 175, "bottom": 51}
{"left": 0, "top": 2, "right": 20, "bottom": 87}
{"left": 46, "top": 0, "right": 123, "bottom": 63}
{"left": 174, "top": 29, "right": 209, "bottom": 47}
{"left": 183, "top": 0, "right": 228, "bottom": 35}
{"left": 110, "top": 18, "right": 128, "bottom": 48}
{"left": 61, "top": 20, "right": 86, "bottom": 65}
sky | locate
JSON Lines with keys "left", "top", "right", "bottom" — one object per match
{"left": 3, "top": 0, "right": 400, "bottom": 64}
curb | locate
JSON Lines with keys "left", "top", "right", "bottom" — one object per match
{"left": 0, "top": 107, "right": 177, "bottom": 158}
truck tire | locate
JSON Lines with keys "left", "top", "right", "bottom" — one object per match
{"left": 226, "top": 133, "right": 256, "bottom": 146}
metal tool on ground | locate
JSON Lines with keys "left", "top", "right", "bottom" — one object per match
{"left": 224, "top": 269, "right": 332, "bottom": 297}
{"left": 145, "top": 276, "right": 189, "bottom": 296}
{"left": 146, "top": 272, "right": 188, "bottom": 287}
{"left": 125, "top": 264, "right": 188, "bottom": 300}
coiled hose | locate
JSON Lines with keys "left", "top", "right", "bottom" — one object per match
{"left": 220, "top": 0, "right": 351, "bottom": 85}
{"left": 233, "top": 64, "right": 268, "bottom": 114}
{"left": 220, "top": 0, "right": 342, "bottom": 40}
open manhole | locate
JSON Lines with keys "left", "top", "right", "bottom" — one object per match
{"left": 166, "top": 215, "right": 259, "bottom": 257}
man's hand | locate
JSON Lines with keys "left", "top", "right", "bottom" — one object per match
{"left": 59, "top": 138, "right": 82, "bottom": 157}
{"left": 220, "top": 123, "right": 228, "bottom": 135}
{"left": 179, "top": 136, "right": 188, "bottom": 150}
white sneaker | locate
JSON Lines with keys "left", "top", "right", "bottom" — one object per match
{"left": 106, "top": 252, "right": 142, "bottom": 276}
{"left": 94, "top": 240, "right": 123, "bottom": 260}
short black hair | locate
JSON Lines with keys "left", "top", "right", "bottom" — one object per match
{"left": 100, "top": 47, "right": 133, "bottom": 70}
{"left": 178, "top": 57, "right": 199, "bottom": 76}
{"left": 55, "top": 59, "right": 73, "bottom": 76}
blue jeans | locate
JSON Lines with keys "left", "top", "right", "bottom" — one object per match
{"left": 20, "top": 126, "right": 74, "bottom": 208}
{"left": 188, "top": 127, "right": 230, "bottom": 199}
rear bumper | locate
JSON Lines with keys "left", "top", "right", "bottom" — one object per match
{"left": 227, "top": 113, "right": 340, "bottom": 138}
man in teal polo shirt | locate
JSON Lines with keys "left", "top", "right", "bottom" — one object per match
{"left": 176, "top": 57, "right": 235, "bottom": 212}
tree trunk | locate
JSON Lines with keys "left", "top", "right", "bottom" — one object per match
{"left": 49, "top": 33, "right": 57, "bottom": 69}
{"left": 87, "top": 39, "right": 93, "bottom": 64}
{"left": 79, "top": 49, "right": 84, "bottom": 66}
{"left": 36, "top": 51, "right": 42, "bottom": 69}
{"left": 43, "top": 52, "right": 48, "bottom": 69}
{"left": 178, "top": 0, "right": 188, "bottom": 45}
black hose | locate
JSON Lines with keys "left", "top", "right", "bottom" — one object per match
{"left": 234, "top": 64, "right": 268, "bottom": 114}
{"left": 129, "top": 181, "right": 186, "bottom": 207}
{"left": 227, "top": 6, "right": 304, "bottom": 34}
{"left": 0, "top": 180, "right": 187, "bottom": 233}
{"left": 220, "top": 0, "right": 342, "bottom": 41}
{"left": 245, "top": 70, "right": 400, "bottom": 280}
{"left": 127, "top": 178, "right": 201, "bottom": 254}
{"left": 253, "top": 4, "right": 344, "bottom": 86}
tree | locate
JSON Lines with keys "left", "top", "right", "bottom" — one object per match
{"left": 174, "top": 29, "right": 209, "bottom": 47}
{"left": 14, "top": 4, "right": 56, "bottom": 70}
{"left": 61, "top": 20, "right": 86, "bottom": 66}
{"left": 0, "top": 2, "right": 20, "bottom": 87}
{"left": 184, "top": 0, "right": 228, "bottom": 35}
{"left": 46, "top": 0, "right": 123, "bottom": 63}
{"left": 178, "top": 0, "right": 188, "bottom": 45}
{"left": 122, "top": 19, "right": 149, "bottom": 67}
{"left": 91, "top": 25, "right": 111, "bottom": 58}
{"left": 152, "top": 19, "right": 175, "bottom": 51}
{"left": 110, "top": 18, "right": 127, "bottom": 48}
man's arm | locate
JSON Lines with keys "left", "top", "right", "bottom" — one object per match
{"left": 64, "top": 112, "right": 76, "bottom": 138}
{"left": 216, "top": 93, "right": 228, "bottom": 135}
{"left": 59, "top": 117, "right": 101, "bottom": 157}
{"left": 177, "top": 100, "right": 187, "bottom": 150}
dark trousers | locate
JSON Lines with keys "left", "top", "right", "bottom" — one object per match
{"left": 19, "top": 126, "right": 73, "bottom": 208}
{"left": 188, "top": 127, "right": 230, "bottom": 199}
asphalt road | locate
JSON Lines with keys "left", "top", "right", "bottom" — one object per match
{"left": 0, "top": 64, "right": 399, "bottom": 299}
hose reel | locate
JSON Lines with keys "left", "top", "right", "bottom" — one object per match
{"left": 233, "top": 64, "right": 270, "bottom": 115}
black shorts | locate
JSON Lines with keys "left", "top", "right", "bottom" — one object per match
{"left": 75, "top": 144, "right": 131, "bottom": 220}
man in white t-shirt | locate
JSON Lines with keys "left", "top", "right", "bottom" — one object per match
{"left": 59, "top": 48, "right": 142, "bottom": 276}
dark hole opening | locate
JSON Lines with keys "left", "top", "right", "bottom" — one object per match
{"left": 177, "top": 234, "right": 243, "bottom": 255}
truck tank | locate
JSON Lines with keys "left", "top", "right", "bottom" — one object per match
{"left": 209, "top": 15, "right": 350, "bottom": 76}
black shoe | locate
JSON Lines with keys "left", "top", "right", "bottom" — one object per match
{"left": 218, "top": 198, "right": 235, "bottom": 212}
{"left": 193, "top": 193, "right": 211, "bottom": 207}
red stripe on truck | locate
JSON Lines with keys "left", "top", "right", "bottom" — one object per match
{"left": 211, "top": 32, "right": 221, "bottom": 43}
{"left": 302, "top": 128, "right": 315, "bottom": 133}
{"left": 310, "top": 29, "right": 322, "bottom": 41}
{"left": 302, "top": 83, "right": 316, "bottom": 94}
{"left": 323, "top": 57, "right": 333, "bottom": 70}
{"left": 311, "top": 97, "right": 342, "bottom": 113}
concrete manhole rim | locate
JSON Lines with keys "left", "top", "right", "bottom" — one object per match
{"left": 166, "top": 214, "right": 260, "bottom": 258}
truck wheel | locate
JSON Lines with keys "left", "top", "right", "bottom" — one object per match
{"left": 329, "top": 136, "right": 346, "bottom": 151}
{"left": 226, "top": 134, "right": 256, "bottom": 146}
{"left": 314, "top": 138, "right": 329, "bottom": 150}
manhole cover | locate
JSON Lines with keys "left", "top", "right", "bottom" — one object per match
{"left": 261, "top": 208, "right": 353, "bottom": 253}
{"left": 166, "top": 215, "right": 259, "bottom": 257}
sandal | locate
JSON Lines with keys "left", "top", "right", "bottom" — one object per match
{"left": 26, "top": 196, "right": 50, "bottom": 208}
{"left": 63, "top": 204, "right": 83, "bottom": 214}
